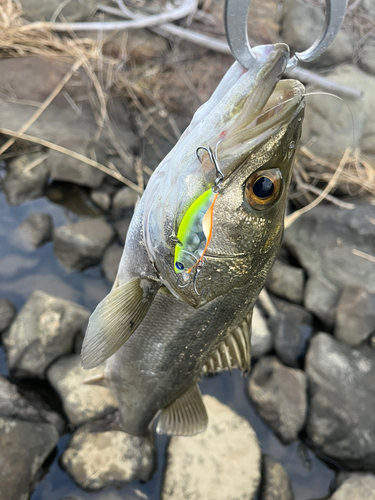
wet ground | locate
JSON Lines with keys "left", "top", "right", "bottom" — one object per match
{"left": 0, "top": 189, "right": 336, "bottom": 500}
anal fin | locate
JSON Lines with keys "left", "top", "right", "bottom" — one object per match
{"left": 81, "top": 278, "right": 159, "bottom": 369}
{"left": 157, "top": 384, "right": 208, "bottom": 436}
{"left": 202, "top": 309, "right": 253, "bottom": 376}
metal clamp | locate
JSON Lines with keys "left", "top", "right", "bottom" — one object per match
{"left": 224, "top": 0, "right": 348, "bottom": 72}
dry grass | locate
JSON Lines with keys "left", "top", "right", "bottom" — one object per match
{"left": 0, "top": 0, "right": 374, "bottom": 220}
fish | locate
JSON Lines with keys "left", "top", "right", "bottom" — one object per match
{"left": 81, "top": 42, "right": 305, "bottom": 437}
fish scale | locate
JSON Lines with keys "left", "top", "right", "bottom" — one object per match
{"left": 81, "top": 44, "right": 305, "bottom": 436}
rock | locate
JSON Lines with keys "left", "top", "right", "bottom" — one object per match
{"left": 248, "top": 357, "right": 307, "bottom": 443}
{"left": 0, "top": 417, "right": 59, "bottom": 500}
{"left": 284, "top": 202, "right": 375, "bottom": 294}
{"left": 270, "top": 299, "right": 313, "bottom": 367}
{"left": 251, "top": 305, "right": 273, "bottom": 359}
{"left": 260, "top": 455, "right": 294, "bottom": 500}
{"left": 90, "top": 189, "right": 111, "bottom": 211}
{"left": 114, "top": 218, "right": 131, "bottom": 244}
{"left": 0, "top": 376, "right": 64, "bottom": 432}
{"left": 18, "top": 212, "right": 53, "bottom": 248}
{"left": 47, "top": 355, "right": 118, "bottom": 426}
{"left": 266, "top": 260, "right": 305, "bottom": 304}
{"left": 0, "top": 57, "right": 110, "bottom": 189}
{"left": 329, "top": 473, "right": 375, "bottom": 500}
{"left": 281, "top": 0, "right": 352, "bottom": 68}
{"left": 360, "top": 39, "right": 375, "bottom": 76}
{"left": 301, "top": 66, "right": 375, "bottom": 163}
{"left": 21, "top": 0, "right": 97, "bottom": 22}
{"left": 0, "top": 299, "right": 16, "bottom": 333}
{"left": 304, "top": 275, "right": 340, "bottom": 328}
{"left": 334, "top": 286, "right": 375, "bottom": 345}
{"left": 306, "top": 332, "right": 375, "bottom": 469}
{"left": 3, "top": 290, "right": 90, "bottom": 378}
{"left": 2, "top": 152, "right": 49, "bottom": 206}
{"left": 102, "top": 243, "right": 122, "bottom": 283}
{"left": 112, "top": 187, "right": 139, "bottom": 211}
{"left": 162, "top": 395, "right": 261, "bottom": 500}
{"left": 47, "top": 138, "right": 105, "bottom": 189}
{"left": 61, "top": 425, "right": 155, "bottom": 490}
{"left": 53, "top": 218, "right": 114, "bottom": 270}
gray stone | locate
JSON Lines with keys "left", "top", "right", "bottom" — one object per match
{"left": 360, "top": 39, "right": 375, "bottom": 76}
{"left": 335, "top": 286, "right": 375, "bottom": 345}
{"left": 61, "top": 425, "right": 155, "bottom": 490}
{"left": 54, "top": 218, "right": 114, "bottom": 270}
{"left": 3, "top": 290, "right": 90, "bottom": 378}
{"left": 162, "top": 395, "right": 261, "bottom": 500}
{"left": 284, "top": 202, "right": 375, "bottom": 294}
{"left": 306, "top": 332, "right": 375, "bottom": 469}
{"left": 47, "top": 355, "right": 118, "bottom": 426}
{"left": 21, "top": 0, "right": 97, "bottom": 22}
{"left": 2, "top": 153, "right": 48, "bottom": 206}
{"left": 266, "top": 260, "right": 304, "bottom": 304}
{"left": 281, "top": 0, "right": 352, "bottom": 68}
{"left": 112, "top": 187, "right": 139, "bottom": 211}
{"left": 260, "top": 455, "right": 294, "bottom": 500}
{"left": 115, "top": 218, "right": 131, "bottom": 244}
{"left": 0, "top": 299, "right": 16, "bottom": 333}
{"left": 330, "top": 473, "right": 375, "bottom": 500}
{"left": 18, "top": 212, "right": 53, "bottom": 248}
{"left": 251, "top": 305, "right": 273, "bottom": 359}
{"left": 0, "top": 376, "right": 64, "bottom": 432}
{"left": 0, "top": 57, "right": 111, "bottom": 189}
{"left": 270, "top": 299, "right": 313, "bottom": 367}
{"left": 301, "top": 66, "right": 375, "bottom": 163}
{"left": 90, "top": 190, "right": 111, "bottom": 211}
{"left": 248, "top": 357, "right": 307, "bottom": 444}
{"left": 0, "top": 417, "right": 59, "bottom": 500}
{"left": 102, "top": 243, "right": 123, "bottom": 284}
{"left": 47, "top": 138, "right": 105, "bottom": 189}
{"left": 304, "top": 275, "right": 340, "bottom": 328}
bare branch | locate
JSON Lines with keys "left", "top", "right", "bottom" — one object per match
{"left": 96, "top": 3, "right": 362, "bottom": 101}
{"left": 19, "top": 0, "right": 198, "bottom": 32}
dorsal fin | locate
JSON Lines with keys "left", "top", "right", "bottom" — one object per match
{"left": 157, "top": 384, "right": 208, "bottom": 436}
{"left": 202, "top": 309, "right": 253, "bottom": 376}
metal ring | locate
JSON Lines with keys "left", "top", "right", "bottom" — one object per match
{"left": 224, "top": 0, "right": 348, "bottom": 72}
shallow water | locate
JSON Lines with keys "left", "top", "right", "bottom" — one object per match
{"left": 0, "top": 190, "right": 336, "bottom": 500}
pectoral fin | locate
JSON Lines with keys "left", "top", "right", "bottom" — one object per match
{"left": 81, "top": 278, "right": 159, "bottom": 369}
{"left": 157, "top": 384, "right": 208, "bottom": 436}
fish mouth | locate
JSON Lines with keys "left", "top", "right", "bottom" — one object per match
{"left": 197, "top": 45, "right": 306, "bottom": 184}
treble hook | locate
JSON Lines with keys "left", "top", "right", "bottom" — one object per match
{"left": 196, "top": 142, "right": 224, "bottom": 192}
{"left": 192, "top": 260, "right": 205, "bottom": 296}
{"left": 224, "top": 0, "right": 348, "bottom": 72}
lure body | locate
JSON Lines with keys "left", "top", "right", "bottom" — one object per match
{"left": 174, "top": 190, "right": 218, "bottom": 273}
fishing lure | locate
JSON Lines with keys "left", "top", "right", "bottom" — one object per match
{"left": 174, "top": 144, "right": 223, "bottom": 292}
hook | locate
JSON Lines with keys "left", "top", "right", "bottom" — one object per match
{"left": 224, "top": 0, "right": 348, "bottom": 72}
{"left": 196, "top": 142, "right": 224, "bottom": 192}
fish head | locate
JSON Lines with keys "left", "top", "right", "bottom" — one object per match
{"left": 141, "top": 43, "right": 305, "bottom": 308}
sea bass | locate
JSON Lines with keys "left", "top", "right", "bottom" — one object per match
{"left": 82, "top": 43, "right": 305, "bottom": 436}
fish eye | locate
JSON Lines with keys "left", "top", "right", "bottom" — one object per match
{"left": 175, "top": 262, "right": 184, "bottom": 271}
{"left": 244, "top": 168, "right": 282, "bottom": 210}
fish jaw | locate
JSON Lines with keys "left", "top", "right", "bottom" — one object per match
{"left": 118, "top": 44, "right": 304, "bottom": 309}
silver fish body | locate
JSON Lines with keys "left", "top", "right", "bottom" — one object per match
{"left": 82, "top": 43, "right": 305, "bottom": 436}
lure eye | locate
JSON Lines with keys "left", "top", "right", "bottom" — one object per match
{"left": 175, "top": 262, "right": 184, "bottom": 271}
{"left": 244, "top": 168, "right": 282, "bottom": 211}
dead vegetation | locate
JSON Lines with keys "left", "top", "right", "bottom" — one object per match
{"left": 0, "top": 0, "right": 374, "bottom": 225}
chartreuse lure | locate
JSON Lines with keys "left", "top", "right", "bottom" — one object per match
{"left": 174, "top": 189, "right": 218, "bottom": 274}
